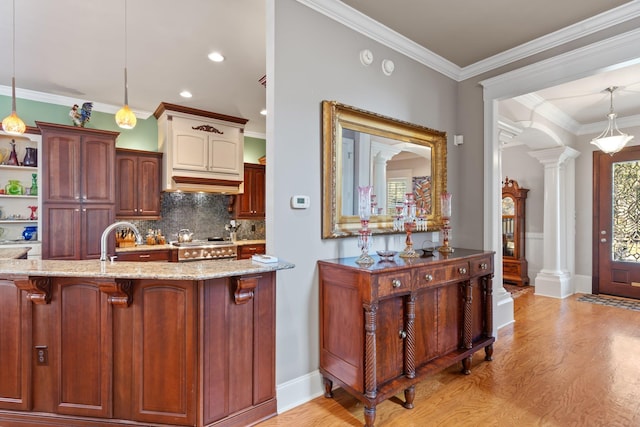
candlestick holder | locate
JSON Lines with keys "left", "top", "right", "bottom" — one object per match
{"left": 438, "top": 191, "right": 454, "bottom": 253}
{"left": 400, "top": 192, "right": 419, "bottom": 258}
{"left": 355, "top": 186, "right": 375, "bottom": 265}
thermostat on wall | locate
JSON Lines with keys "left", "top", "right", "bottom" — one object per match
{"left": 291, "top": 195, "right": 310, "bottom": 209}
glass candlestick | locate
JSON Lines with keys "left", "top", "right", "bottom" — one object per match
{"left": 438, "top": 192, "right": 454, "bottom": 253}
{"left": 400, "top": 192, "right": 419, "bottom": 258}
{"left": 355, "top": 186, "right": 374, "bottom": 265}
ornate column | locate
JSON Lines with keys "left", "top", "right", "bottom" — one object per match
{"left": 528, "top": 147, "right": 580, "bottom": 298}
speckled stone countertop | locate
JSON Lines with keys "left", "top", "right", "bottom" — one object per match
{"left": 115, "top": 240, "right": 266, "bottom": 253}
{"left": 0, "top": 247, "right": 31, "bottom": 259}
{"left": 0, "top": 258, "right": 294, "bottom": 280}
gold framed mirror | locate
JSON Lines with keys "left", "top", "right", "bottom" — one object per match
{"left": 322, "top": 100, "right": 447, "bottom": 238}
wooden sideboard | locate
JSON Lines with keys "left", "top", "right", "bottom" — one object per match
{"left": 318, "top": 249, "right": 495, "bottom": 427}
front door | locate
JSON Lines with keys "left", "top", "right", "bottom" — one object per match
{"left": 594, "top": 145, "right": 640, "bottom": 299}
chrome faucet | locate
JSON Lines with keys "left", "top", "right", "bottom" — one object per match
{"left": 100, "top": 221, "right": 142, "bottom": 261}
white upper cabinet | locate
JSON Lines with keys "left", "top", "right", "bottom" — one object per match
{"left": 155, "top": 103, "right": 247, "bottom": 193}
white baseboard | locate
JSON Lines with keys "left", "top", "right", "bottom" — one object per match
{"left": 573, "top": 274, "right": 592, "bottom": 294}
{"left": 276, "top": 369, "right": 325, "bottom": 414}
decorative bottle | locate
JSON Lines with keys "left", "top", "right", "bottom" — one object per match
{"left": 30, "top": 173, "right": 37, "bottom": 195}
{"left": 6, "top": 140, "right": 19, "bottom": 166}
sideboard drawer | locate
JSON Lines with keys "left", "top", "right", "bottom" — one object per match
{"left": 471, "top": 255, "right": 493, "bottom": 275}
{"left": 416, "top": 261, "right": 470, "bottom": 289}
{"left": 377, "top": 272, "right": 412, "bottom": 297}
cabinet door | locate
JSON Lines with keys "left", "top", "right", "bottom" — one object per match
{"left": 115, "top": 154, "right": 137, "bottom": 217}
{"left": 203, "top": 274, "right": 276, "bottom": 425}
{"left": 82, "top": 135, "right": 115, "bottom": 204}
{"left": 0, "top": 280, "right": 31, "bottom": 411}
{"left": 52, "top": 278, "right": 112, "bottom": 418}
{"left": 137, "top": 155, "right": 161, "bottom": 216}
{"left": 82, "top": 204, "right": 115, "bottom": 260}
{"left": 237, "top": 164, "right": 265, "bottom": 219}
{"left": 42, "top": 131, "right": 81, "bottom": 203}
{"left": 131, "top": 280, "right": 197, "bottom": 426}
{"left": 42, "top": 204, "right": 82, "bottom": 259}
{"left": 209, "top": 132, "right": 242, "bottom": 176}
{"left": 252, "top": 165, "right": 266, "bottom": 216}
{"left": 376, "top": 297, "right": 405, "bottom": 385}
{"left": 173, "top": 130, "right": 208, "bottom": 172}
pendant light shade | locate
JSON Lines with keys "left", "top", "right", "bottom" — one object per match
{"left": 115, "top": 0, "right": 136, "bottom": 129}
{"left": 590, "top": 86, "right": 634, "bottom": 155}
{"left": 2, "top": 0, "right": 26, "bottom": 136}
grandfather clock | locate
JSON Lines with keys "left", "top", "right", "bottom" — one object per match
{"left": 502, "top": 177, "right": 529, "bottom": 286}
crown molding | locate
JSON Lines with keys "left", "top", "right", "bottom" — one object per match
{"left": 0, "top": 85, "right": 153, "bottom": 119}
{"left": 459, "top": 1, "right": 640, "bottom": 80}
{"left": 298, "top": 0, "right": 640, "bottom": 82}
{"left": 296, "top": 0, "right": 460, "bottom": 80}
{"left": 512, "top": 93, "right": 581, "bottom": 134}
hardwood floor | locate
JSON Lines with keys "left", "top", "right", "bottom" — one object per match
{"left": 258, "top": 291, "right": 640, "bottom": 426}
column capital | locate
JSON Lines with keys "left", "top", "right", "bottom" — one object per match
{"left": 528, "top": 146, "right": 580, "bottom": 166}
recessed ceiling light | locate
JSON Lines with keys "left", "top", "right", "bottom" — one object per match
{"left": 208, "top": 52, "right": 225, "bottom": 62}
{"left": 260, "top": 109, "right": 267, "bottom": 116}
{"left": 180, "top": 90, "right": 192, "bottom": 98}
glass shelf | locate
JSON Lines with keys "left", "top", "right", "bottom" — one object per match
{"left": 0, "top": 194, "right": 38, "bottom": 199}
{"left": 0, "top": 164, "right": 37, "bottom": 171}
{"left": 0, "top": 219, "right": 37, "bottom": 223}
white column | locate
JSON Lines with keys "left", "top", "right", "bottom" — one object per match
{"left": 528, "top": 147, "right": 580, "bottom": 298}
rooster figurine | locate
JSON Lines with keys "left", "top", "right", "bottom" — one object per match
{"left": 69, "top": 102, "right": 93, "bottom": 127}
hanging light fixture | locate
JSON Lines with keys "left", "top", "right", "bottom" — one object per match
{"left": 2, "top": 0, "right": 26, "bottom": 136}
{"left": 590, "top": 86, "right": 634, "bottom": 155}
{"left": 115, "top": 0, "right": 137, "bottom": 129}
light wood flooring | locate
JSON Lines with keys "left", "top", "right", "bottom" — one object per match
{"left": 258, "top": 290, "right": 640, "bottom": 426}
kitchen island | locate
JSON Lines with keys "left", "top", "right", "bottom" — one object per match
{"left": 0, "top": 258, "right": 294, "bottom": 427}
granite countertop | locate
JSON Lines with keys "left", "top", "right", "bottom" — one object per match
{"left": 115, "top": 240, "right": 266, "bottom": 253}
{"left": 0, "top": 258, "right": 294, "bottom": 280}
{"left": 0, "top": 247, "right": 31, "bottom": 259}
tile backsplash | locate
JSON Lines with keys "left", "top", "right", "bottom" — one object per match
{"left": 129, "top": 192, "right": 265, "bottom": 242}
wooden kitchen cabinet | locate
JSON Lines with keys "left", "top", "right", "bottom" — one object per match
{"left": 236, "top": 163, "right": 266, "bottom": 219}
{"left": 237, "top": 242, "right": 266, "bottom": 259}
{"left": 37, "top": 122, "right": 117, "bottom": 260}
{"left": 115, "top": 149, "right": 162, "bottom": 219}
{"left": 0, "top": 272, "right": 277, "bottom": 427}
{"left": 115, "top": 249, "right": 171, "bottom": 262}
{"left": 318, "top": 250, "right": 495, "bottom": 427}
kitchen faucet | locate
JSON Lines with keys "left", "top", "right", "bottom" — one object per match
{"left": 100, "top": 221, "right": 142, "bottom": 261}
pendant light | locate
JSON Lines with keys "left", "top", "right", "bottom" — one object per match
{"left": 590, "top": 86, "right": 634, "bottom": 155}
{"left": 2, "top": 0, "right": 26, "bottom": 136}
{"left": 115, "top": 0, "right": 137, "bottom": 129}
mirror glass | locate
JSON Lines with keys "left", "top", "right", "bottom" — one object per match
{"left": 322, "top": 101, "right": 447, "bottom": 238}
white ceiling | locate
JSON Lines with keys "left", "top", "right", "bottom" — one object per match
{"left": 1, "top": 0, "right": 639, "bottom": 138}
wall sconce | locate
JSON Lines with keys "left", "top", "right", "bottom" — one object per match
{"left": 454, "top": 135, "right": 464, "bottom": 146}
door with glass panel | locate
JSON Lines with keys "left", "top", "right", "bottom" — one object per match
{"left": 594, "top": 145, "right": 640, "bottom": 299}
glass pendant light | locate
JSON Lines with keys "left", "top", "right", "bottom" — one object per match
{"left": 590, "top": 86, "right": 634, "bottom": 155}
{"left": 115, "top": 0, "right": 137, "bottom": 129}
{"left": 2, "top": 0, "right": 26, "bottom": 136}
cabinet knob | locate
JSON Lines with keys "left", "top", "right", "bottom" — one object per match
{"left": 424, "top": 274, "right": 433, "bottom": 282}
{"left": 458, "top": 267, "right": 467, "bottom": 275}
{"left": 398, "top": 330, "right": 407, "bottom": 339}
{"left": 392, "top": 278, "right": 402, "bottom": 288}
{"left": 479, "top": 263, "right": 488, "bottom": 270}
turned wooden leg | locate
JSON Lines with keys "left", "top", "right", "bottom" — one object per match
{"left": 403, "top": 385, "right": 415, "bottom": 409}
{"left": 323, "top": 377, "right": 334, "bottom": 398}
{"left": 461, "top": 356, "right": 472, "bottom": 375}
{"left": 485, "top": 343, "right": 494, "bottom": 361}
{"left": 364, "top": 406, "right": 376, "bottom": 427}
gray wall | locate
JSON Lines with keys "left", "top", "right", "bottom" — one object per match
{"left": 269, "top": 0, "right": 458, "bottom": 385}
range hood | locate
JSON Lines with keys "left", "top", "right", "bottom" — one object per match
{"left": 155, "top": 102, "right": 248, "bottom": 194}
{"left": 166, "top": 175, "right": 243, "bottom": 194}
